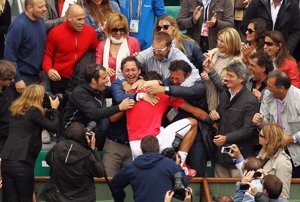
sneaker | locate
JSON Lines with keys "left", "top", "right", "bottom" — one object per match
{"left": 182, "top": 162, "right": 197, "bottom": 177}
{"left": 41, "top": 130, "right": 51, "bottom": 144}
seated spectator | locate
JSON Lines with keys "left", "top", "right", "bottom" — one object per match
{"left": 234, "top": 157, "right": 264, "bottom": 202}
{"left": 230, "top": 123, "right": 292, "bottom": 200}
{"left": 40, "top": 122, "right": 106, "bottom": 201}
{"left": 82, "top": 0, "right": 120, "bottom": 41}
{"left": 155, "top": 15, "right": 205, "bottom": 72}
{"left": 110, "top": 135, "right": 188, "bottom": 202}
{"left": 96, "top": 12, "right": 140, "bottom": 83}
{"left": 201, "top": 27, "right": 242, "bottom": 112}
{"left": 249, "top": 175, "right": 285, "bottom": 202}
{"left": 263, "top": 31, "right": 300, "bottom": 88}
{"left": 242, "top": 19, "right": 267, "bottom": 65}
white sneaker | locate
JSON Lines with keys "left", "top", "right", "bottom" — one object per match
{"left": 41, "top": 130, "right": 51, "bottom": 144}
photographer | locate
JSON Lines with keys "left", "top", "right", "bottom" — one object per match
{"left": 41, "top": 122, "right": 106, "bottom": 202}
{"left": 110, "top": 135, "right": 188, "bottom": 202}
{"left": 164, "top": 187, "right": 193, "bottom": 202}
{"left": 1, "top": 84, "right": 60, "bottom": 202}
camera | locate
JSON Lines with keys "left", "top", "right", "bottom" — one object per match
{"left": 253, "top": 171, "right": 262, "bottom": 178}
{"left": 85, "top": 121, "right": 96, "bottom": 137}
{"left": 43, "top": 92, "right": 63, "bottom": 109}
{"left": 172, "top": 172, "right": 190, "bottom": 201}
{"left": 239, "top": 183, "right": 250, "bottom": 190}
{"left": 161, "top": 147, "right": 176, "bottom": 161}
{"left": 221, "top": 146, "right": 232, "bottom": 154}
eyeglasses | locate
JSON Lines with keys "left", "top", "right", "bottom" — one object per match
{"left": 1, "top": 77, "right": 14, "bottom": 81}
{"left": 111, "top": 28, "right": 126, "bottom": 33}
{"left": 156, "top": 25, "right": 170, "bottom": 31}
{"left": 152, "top": 46, "right": 168, "bottom": 53}
{"left": 264, "top": 41, "right": 276, "bottom": 46}
{"left": 246, "top": 28, "right": 255, "bottom": 34}
{"left": 92, "top": 65, "right": 102, "bottom": 78}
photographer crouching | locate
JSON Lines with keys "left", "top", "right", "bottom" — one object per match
{"left": 40, "top": 122, "right": 106, "bottom": 202}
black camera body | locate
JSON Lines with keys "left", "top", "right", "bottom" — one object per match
{"left": 85, "top": 121, "right": 96, "bottom": 138}
{"left": 172, "top": 172, "right": 190, "bottom": 201}
{"left": 43, "top": 92, "right": 63, "bottom": 109}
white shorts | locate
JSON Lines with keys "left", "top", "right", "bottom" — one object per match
{"left": 129, "top": 118, "right": 191, "bottom": 159}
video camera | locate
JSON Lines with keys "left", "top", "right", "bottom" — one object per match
{"left": 43, "top": 92, "right": 63, "bottom": 109}
{"left": 172, "top": 172, "right": 191, "bottom": 201}
{"left": 85, "top": 121, "right": 96, "bottom": 138}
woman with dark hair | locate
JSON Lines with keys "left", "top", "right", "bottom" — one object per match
{"left": 264, "top": 31, "right": 300, "bottom": 88}
{"left": 96, "top": 12, "right": 140, "bottom": 82}
{"left": 0, "top": 0, "right": 10, "bottom": 59}
{"left": 154, "top": 15, "right": 205, "bottom": 72}
{"left": 83, "top": 0, "right": 120, "bottom": 41}
{"left": 242, "top": 19, "right": 267, "bottom": 64}
{"left": 1, "top": 84, "right": 60, "bottom": 201}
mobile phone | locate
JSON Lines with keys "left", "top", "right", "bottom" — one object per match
{"left": 240, "top": 183, "right": 250, "bottom": 190}
{"left": 221, "top": 146, "right": 232, "bottom": 154}
{"left": 253, "top": 171, "right": 262, "bottom": 178}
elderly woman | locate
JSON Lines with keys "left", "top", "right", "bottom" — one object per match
{"left": 154, "top": 15, "right": 205, "bottom": 72}
{"left": 242, "top": 18, "right": 267, "bottom": 64}
{"left": 201, "top": 27, "right": 242, "bottom": 112}
{"left": 96, "top": 12, "right": 140, "bottom": 82}
{"left": 230, "top": 123, "right": 292, "bottom": 200}
{"left": 263, "top": 31, "right": 300, "bottom": 88}
{"left": 82, "top": 0, "right": 120, "bottom": 41}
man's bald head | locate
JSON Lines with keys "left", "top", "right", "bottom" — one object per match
{"left": 66, "top": 3, "right": 86, "bottom": 32}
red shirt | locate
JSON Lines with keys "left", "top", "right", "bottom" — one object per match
{"left": 126, "top": 93, "right": 185, "bottom": 141}
{"left": 58, "top": 0, "right": 64, "bottom": 17}
{"left": 279, "top": 58, "right": 300, "bottom": 88}
{"left": 43, "top": 22, "right": 98, "bottom": 79}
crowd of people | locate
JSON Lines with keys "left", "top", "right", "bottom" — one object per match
{"left": 1, "top": 0, "right": 300, "bottom": 201}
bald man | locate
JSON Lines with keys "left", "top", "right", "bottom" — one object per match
{"left": 4, "top": 0, "right": 47, "bottom": 93}
{"left": 43, "top": 3, "right": 98, "bottom": 96}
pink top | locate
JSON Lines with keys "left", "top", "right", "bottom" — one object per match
{"left": 279, "top": 58, "right": 300, "bottom": 88}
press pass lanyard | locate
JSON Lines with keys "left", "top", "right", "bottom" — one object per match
{"left": 130, "top": 0, "right": 141, "bottom": 20}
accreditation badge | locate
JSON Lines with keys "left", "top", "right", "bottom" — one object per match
{"left": 201, "top": 23, "right": 209, "bottom": 37}
{"left": 130, "top": 19, "right": 139, "bottom": 33}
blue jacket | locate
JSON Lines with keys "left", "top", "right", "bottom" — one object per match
{"left": 182, "top": 39, "right": 205, "bottom": 72}
{"left": 4, "top": 12, "right": 46, "bottom": 82}
{"left": 110, "top": 152, "right": 187, "bottom": 202}
{"left": 114, "top": 0, "right": 165, "bottom": 50}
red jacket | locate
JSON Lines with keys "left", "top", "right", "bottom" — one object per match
{"left": 279, "top": 58, "right": 300, "bottom": 88}
{"left": 43, "top": 22, "right": 98, "bottom": 79}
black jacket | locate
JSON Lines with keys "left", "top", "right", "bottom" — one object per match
{"left": 41, "top": 140, "right": 106, "bottom": 202}
{"left": 63, "top": 83, "right": 120, "bottom": 127}
{"left": 216, "top": 86, "right": 259, "bottom": 168}
{"left": 242, "top": 0, "right": 300, "bottom": 53}
{"left": 1, "top": 108, "right": 60, "bottom": 166}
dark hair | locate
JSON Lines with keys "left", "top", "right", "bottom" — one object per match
{"left": 64, "top": 122, "right": 86, "bottom": 144}
{"left": 143, "top": 71, "right": 163, "bottom": 81}
{"left": 153, "top": 32, "right": 172, "bottom": 46}
{"left": 140, "top": 135, "right": 159, "bottom": 153}
{"left": 85, "top": 64, "right": 106, "bottom": 83}
{"left": 226, "top": 61, "right": 249, "bottom": 84}
{"left": 264, "top": 31, "right": 294, "bottom": 67}
{"left": 169, "top": 60, "right": 192, "bottom": 77}
{"left": 248, "top": 19, "right": 267, "bottom": 50}
{"left": 120, "top": 56, "right": 141, "bottom": 71}
{"left": 263, "top": 175, "right": 283, "bottom": 199}
{"left": 243, "top": 157, "right": 263, "bottom": 171}
{"left": 0, "top": 60, "right": 16, "bottom": 80}
{"left": 214, "top": 194, "right": 234, "bottom": 202}
{"left": 249, "top": 51, "right": 274, "bottom": 74}
{"left": 268, "top": 69, "right": 291, "bottom": 89}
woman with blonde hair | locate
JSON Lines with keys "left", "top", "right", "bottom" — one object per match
{"left": 1, "top": 84, "right": 60, "bottom": 201}
{"left": 230, "top": 123, "right": 292, "bottom": 200}
{"left": 0, "top": 0, "right": 10, "bottom": 59}
{"left": 201, "top": 27, "right": 242, "bottom": 112}
{"left": 82, "top": 0, "right": 120, "bottom": 40}
{"left": 96, "top": 12, "right": 140, "bottom": 82}
{"left": 154, "top": 15, "right": 205, "bottom": 72}
{"left": 264, "top": 31, "right": 300, "bottom": 88}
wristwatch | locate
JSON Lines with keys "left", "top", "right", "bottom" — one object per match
{"left": 164, "top": 86, "right": 170, "bottom": 93}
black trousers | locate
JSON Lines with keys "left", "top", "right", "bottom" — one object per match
{"left": 1, "top": 160, "right": 34, "bottom": 202}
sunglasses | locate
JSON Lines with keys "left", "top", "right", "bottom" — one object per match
{"left": 111, "top": 28, "right": 126, "bottom": 33}
{"left": 92, "top": 65, "right": 102, "bottom": 78}
{"left": 246, "top": 28, "right": 255, "bottom": 34}
{"left": 1, "top": 77, "right": 14, "bottom": 81}
{"left": 156, "top": 25, "right": 170, "bottom": 31}
{"left": 152, "top": 46, "right": 168, "bottom": 53}
{"left": 264, "top": 41, "right": 276, "bottom": 46}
